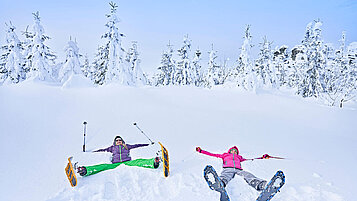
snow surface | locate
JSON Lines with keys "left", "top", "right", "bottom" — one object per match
{"left": 62, "top": 74, "right": 93, "bottom": 88}
{"left": 0, "top": 83, "right": 356, "bottom": 201}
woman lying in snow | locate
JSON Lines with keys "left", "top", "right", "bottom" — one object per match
{"left": 196, "top": 146, "right": 267, "bottom": 191}
{"left": 77, "top": 136, "right": 160, "bottom": 176}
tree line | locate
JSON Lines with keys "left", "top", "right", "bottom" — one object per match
{"left": 1, "top": 2, "right": 356, "bottom": 107}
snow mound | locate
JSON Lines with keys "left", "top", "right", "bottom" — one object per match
{"left": 62, "top": 74, "right": 93, "bottom": 88}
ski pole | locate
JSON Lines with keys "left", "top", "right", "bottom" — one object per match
{"left": 252, "top": 154, "right": 285, "bottom": 160}
{"left": 83, "top": 121, "right": 87, "bottom": 152}
{"left": 133, "top": 122, "right": 154, "bottom": 144}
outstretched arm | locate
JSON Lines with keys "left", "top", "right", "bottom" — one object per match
{"left": 239, "top": 154, "right": 248, "bottom": 162}
{"left": 196, "top": 147, "right": 223, "bottom": 158}
{"left": 93, "top": 146, "right": 113, "bottom": 153}
{"left": 127, "top": 144, "right": 149, "bottom": 150}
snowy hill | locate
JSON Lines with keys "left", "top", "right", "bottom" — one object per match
{"left": 0, "top": 83, "right": 356, "bottom": 201}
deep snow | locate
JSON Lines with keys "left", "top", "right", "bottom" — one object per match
{"left": 0, "top": 82, "right": 356, "bottom": 201}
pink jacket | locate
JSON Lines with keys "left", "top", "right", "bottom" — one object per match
{"left": 200, "top": 146, "right": 246, "bottom": 169}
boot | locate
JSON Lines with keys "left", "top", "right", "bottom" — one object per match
{"left": 250, "top": 179, "right": 265, "bottom": 191}
{"left": 77, "top": 166, "right": 87, "bottom": 176}
{"left": 154, "top": 157, "right": 160, "bottom": 168}
{"left": 257, "top": 181, "right": 267, "bottom": 191}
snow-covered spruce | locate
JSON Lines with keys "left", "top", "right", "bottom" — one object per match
{"left": 24, "top": 11, "right": 57, "bottom": 82}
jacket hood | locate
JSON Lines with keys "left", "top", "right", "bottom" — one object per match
{"left": 113, "top": 136, "right": 125, "bottom": 145}
{"left": 228, "top": 146, "right": 239, "bottom": 154}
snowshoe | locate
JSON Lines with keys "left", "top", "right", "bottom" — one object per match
{"left": 256, "top": 170, "right": 285, "bottom": 201}
{"left": 204, "top": 165, "right": 230, "bottom": 201}
{"left": 77, "top": 166, "right": 87, "bottom": 176}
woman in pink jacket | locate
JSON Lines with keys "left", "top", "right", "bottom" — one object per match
{"left": 196, "top": 146, "right": 267, "bottom": 191}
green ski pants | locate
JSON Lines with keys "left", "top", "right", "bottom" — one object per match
{"left": 84, "top": 158, "right": 157, "bottom": 176}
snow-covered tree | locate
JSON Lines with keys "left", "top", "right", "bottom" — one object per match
{"left": 58, "top": 38, "right": 82, "bottom": 83}
{"left": 0, "top": 60, "right": 6, "bottom": 84}
{"left": 255, "top": 36, "right": 276, "bottom": 89}
{"left": 297, "top": 20, "right": 326, "bottom": 98}
{"left": 0, "top": 42, "right": 8, "bottom": 84}
{"left": 156, "top": 41, "right": 176, "bottom": 86}
{"left": 236, "top": 25, "right": 256, "bottom": 91}
{"left": 346, "top": 42, "right": 357, "bottom": 102}
{"left": 24, "top": 11, "right": 57, "bottom": 82}
{"left": 81, "top": 54, "right": 91, "bottom": 79}
{"left": 323, "top": 33, "right": 357, "bottom": 107}
{"left": 272, "top": 45, "right": 289, "bottom": 87}
{"left": 324, "top": 43, "right": 335, "bottom": 61}
{"left": 21, "top": 25, "right": 34, "bottom": 75}
{"left": 174, "top": 35, "right": 193, "bottom": 85}
{"left": 288, "top": 45, "right": 306, "bottom": 88}
{"left": 0, "top": 22, "right": 25, "bottom": 84}
{"left": 92, "top": 44, "right": 109, "bottom": 85}
{"left": 226, "top": 25, "right": 257, "bottom": 90}
{"left": 191, "top": 48, "right": 203, "bottom": 87}
{"left": 92, "top": 2, "right": 132, "bottom": 85}
{"left": 126, "top": 41, "right": 147, "bottom": 85}
{"left": 105, "top": 2, "right": 131, "bottom": 84}
{"left": 218, "top": 57, "right": 230, "bottom": 85}
{"left": 204, "top": 45, "right": 221, "bottom": 88}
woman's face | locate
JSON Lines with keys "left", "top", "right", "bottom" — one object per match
{"left": 230, "top": 149, "right": 237, "bottom": 154}
{"left": 115, "top": 138, "right": 123, "bottom": 145}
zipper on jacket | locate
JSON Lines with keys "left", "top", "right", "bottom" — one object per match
{"left": 233, "top": 153, "right": 235, "bottom": 168}
{"left": 119, "top": 145, "right": 122, "bottom": 162}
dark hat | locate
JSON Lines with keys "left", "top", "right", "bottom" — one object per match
{"left": 113, "top": 136, "right": 125, "bottom": 144}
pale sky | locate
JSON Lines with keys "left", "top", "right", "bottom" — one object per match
{"left": 1, "top": 0, "right": 356, "bottom": 73}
